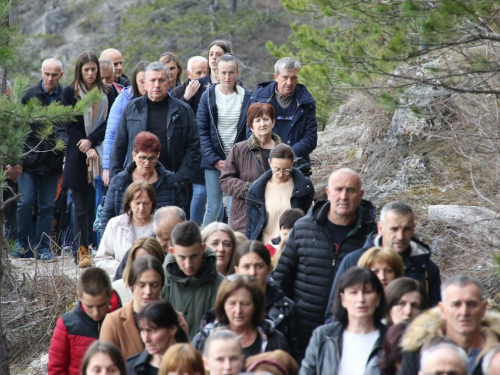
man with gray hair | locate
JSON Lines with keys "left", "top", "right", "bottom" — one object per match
{"left": 100, "top": 48, "right": 130, "bottom": 88}
{"left": 99, "top": 59, "right": 115, "bottom": 86}
{"left": 400, "top": 275, "right": 500, "bottom": 375}
{"left": 110, "top": 62, "right": 200, "bottom": 216}
{"left": 171, "top": 56, "right": 209, "bottom": 104}
{"left": 250, "top": 57, "right": 318, "bottom": 162}
{"left": 325, "top": 200, "right": 441, "bottom": 323}
{"left": 418, "top": 343, "right": 469, "bottom": 375}
{"left": 9, "top": 58, "right": 65, "bottom": 261}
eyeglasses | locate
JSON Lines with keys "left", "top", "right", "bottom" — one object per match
{"left": 226, "top": 274, "right": 256, "bottom": 282}
{"left": 137, "top": 156, "right": 159, "bottom": 163}
{"left": 271, "top": 167, "right": 292, "bottom": 175}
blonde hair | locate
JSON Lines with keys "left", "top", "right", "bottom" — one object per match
{"left": 158, "top": 344, "right": 204, "bottom": 375}
{"left": 123, "top": 237, "right": 165, "bottom": 287}
{"left": 357, "top": 246, "right": 405, "bottom": 278}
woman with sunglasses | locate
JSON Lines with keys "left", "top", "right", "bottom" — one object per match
{"left": 99, "top": 131, "right": 186, "bottom": 232}
{"left": 245, "top": 144, "right": 314, "bottom": 241}
{"left": 192, "top": 275, "right": 289, "bottom": 359}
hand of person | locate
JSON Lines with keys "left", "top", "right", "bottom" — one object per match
{"left": 13, "top": 164, "right": 23, "bottom": 175}
{"left": 5, "top": 164, "right": 19, "bottom": 182}
{"left": 77, "top": 139, "right": 92, "bottom": 153}
{"left": 184, "top": 80, "right": 201, "bottom": 101}
{"left": 102, "top": 169, "right": 110, "bottom": 186}
{"left": 85, "top": 149, "right": 98, "bottom": 165}
{"left": 215, "top": 160, "right": 225, "bottom": 171}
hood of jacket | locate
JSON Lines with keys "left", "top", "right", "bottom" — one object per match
{"left": 369, "top": 232, "right": 433, "bottom": 264}
{"left": 165, "top": 248, "right": 220, "bottom": 286}
{"left": 247, "top": 133, "right": 282, "bottom": 150}
{"left": 311, "top": 199, "right": 377, "bottom": 228}
{"left": 402, "top": 307, "right": 500, "bottom": 359}
{"left": 254, "top": 81, "right": 315, "bottom": 106}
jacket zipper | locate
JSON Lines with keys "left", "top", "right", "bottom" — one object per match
{"left": 207, "top": 88, "right": 225, "bottom": 158}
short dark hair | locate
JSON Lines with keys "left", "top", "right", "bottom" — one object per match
{"left": 332, "top": 267, "right": 385, "bottom": 327}
{"left": 80, "top": 341, "right": 126, "bottom": 375}
{"left": 279, "top": 208, "right": 304, "bottom": 230}
{"left": 136, "top": 300, "right": 188, "bottom": 344}
{"left": 384, "top": 277, "right": 428, "bottom": 326}
{"left": 131, "top": 61, "right": 149, "bottom": 99}
{"left": 134, "top": 131, "right": 161, "bottom": 154}
{"left": 123, "top": 181, "right": 157, "bottom": 216}
{"left": 313, "top": 184, "right": 328, "bottom": 203}
{"left": 77, "top": 267, "right": 112, "bottom": 297}
{"left": 247, "top": 103, "right": 275, "bottom": 129}
{"left": 215, "top": 275, "right": 265, "bottom": 327}
{"left": 269, "top": 144, "right": 295, "bottom": 162}
{"left": 234, "top": 240, "right": 272, "bottom": 268}
{"left": 127, "top": 255, "right": 165, "bottom": 289}
{"left": 380, "top": 201, "right": 414, "bottom": 223}
{"left": 171, "top": 221, "right": 202, "bottom": 247}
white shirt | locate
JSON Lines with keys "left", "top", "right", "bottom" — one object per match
{"left": 339, "top": 330, "right": 379, "bottom": 375}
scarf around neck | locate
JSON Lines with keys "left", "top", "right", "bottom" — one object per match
{"left": 78, "top": 83, "right": 108, "bottom": 184}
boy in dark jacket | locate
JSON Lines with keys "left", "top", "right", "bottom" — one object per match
{"left": 48, "top": 267, "right": 121, "bottom": 375}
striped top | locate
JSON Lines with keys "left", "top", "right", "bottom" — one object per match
{"left": 215, "top": 85, "right": 244, "bottom": 155}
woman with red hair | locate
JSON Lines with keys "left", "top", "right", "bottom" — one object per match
{"left": 98, "top": 131, "right": 186, "bottom": 232}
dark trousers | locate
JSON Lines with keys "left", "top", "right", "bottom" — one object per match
{"left": 70, "top": 187, "right": 96, "bottom": 248}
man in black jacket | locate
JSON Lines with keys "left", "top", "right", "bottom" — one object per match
{"left": 10, "top": 58, "right": 65, "bottom": 261}
{"left": 325, "top": 201, "right": 442, "bottom": 322}
{"left": 110, "top": 61, "right": 200, "bottom": 215}
{"left": 273, "top": 168, "right": 376, "bottom": 342}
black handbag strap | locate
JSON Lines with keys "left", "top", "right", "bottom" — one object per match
{"left": 251, "top": 151, "right": 265, "bottom": 175}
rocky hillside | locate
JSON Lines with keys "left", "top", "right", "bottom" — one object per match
{"left": 9, "top": 0, "right": 300, "bottom": 89}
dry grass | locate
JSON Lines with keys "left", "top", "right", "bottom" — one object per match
{"left": 2, "top": 251, "right": 78, "bottom": 370}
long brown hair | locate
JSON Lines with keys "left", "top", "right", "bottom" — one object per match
{"left": 72, "top": 51, "right": 108, "bottom": 96}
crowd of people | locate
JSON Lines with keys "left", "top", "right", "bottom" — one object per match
{"left": 5, "top": 39, "right": 500, "bottom": 375}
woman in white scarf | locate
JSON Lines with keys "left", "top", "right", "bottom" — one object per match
{"left": 61, "top": 51, "right": 114, "bottom": 269}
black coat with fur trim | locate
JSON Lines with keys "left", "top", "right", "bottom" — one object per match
{"left": 400, "top": 307, "right": 500, "bottom": 375}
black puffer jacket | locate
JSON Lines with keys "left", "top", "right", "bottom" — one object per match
{"left": 99, "top": 161, "right": 187, "bottom": 232}
{"left": 300, "top": 322, "right": 386, "bottom": 375}
{"left": 191, "top": 310, "right": 289, "bottom": 355}
{"left": 21, "top": 81, "right": 65, "bottom": 174}
{"left": 245, "top": 168, "right": 314, "bottom": 240}
{"left": 266, "top": 282, "right": 305, "bottom": 363}
{"left": 272, "top": 199, "right": 376, "bottom": 342}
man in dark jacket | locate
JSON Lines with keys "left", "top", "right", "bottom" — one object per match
{"left": 110, "top": 61, "right": 200, "bottom": 215}
{"left": 325, "top": 201, "right": 441, "bottom": 323}
{"left": 100, "top": 48, "right": 130, "bottom": 89}
{"left": 400, "top": 275, "right": 496, "bottom": 375}
{"left": 9, "top": 58, "right": 65, "bottom": 260}
{"left": 273, "top": 168, "right": 376, "bottom": 342}
{"left": 171, "top": 56, "right": 208, "bottom": 104}
{"left": 249, "top": 57, "right": 317, "bottom": 162}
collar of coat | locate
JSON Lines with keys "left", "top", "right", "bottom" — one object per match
{"left": 401, "top": 306, "right": 500, "bottom": 361}
{"left": 247, "top": 133, "right": 282, "bottom": 150}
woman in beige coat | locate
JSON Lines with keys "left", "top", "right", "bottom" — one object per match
{"left": 100, "top": 255, "right": 188, "bottom": 359}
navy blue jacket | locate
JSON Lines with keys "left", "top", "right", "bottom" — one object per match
{"left": 272, "top": 199, "right": 376, "bottom": 342}
{"left": 100, "top": 161, "right": 187, "bottom": 232}
{"left": 249, "top": 81, "right": 317, "bottom": 161}
{"left": 245, "top": 168, "right": 314, "bottom": 240}
{"left": 109, "top": 94, "right": 200, "bottom": 187}
{"left": 197, "top": 84, "right": 252, "bottom": 169}
{"left": 21, "top": 81, "right": 65, "bottom": 174}
{"left": 126, "top": 350, "right": 152, "bottom": 375}
{"left": 324, "top": 232, "right": 441, "bottom": 323}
